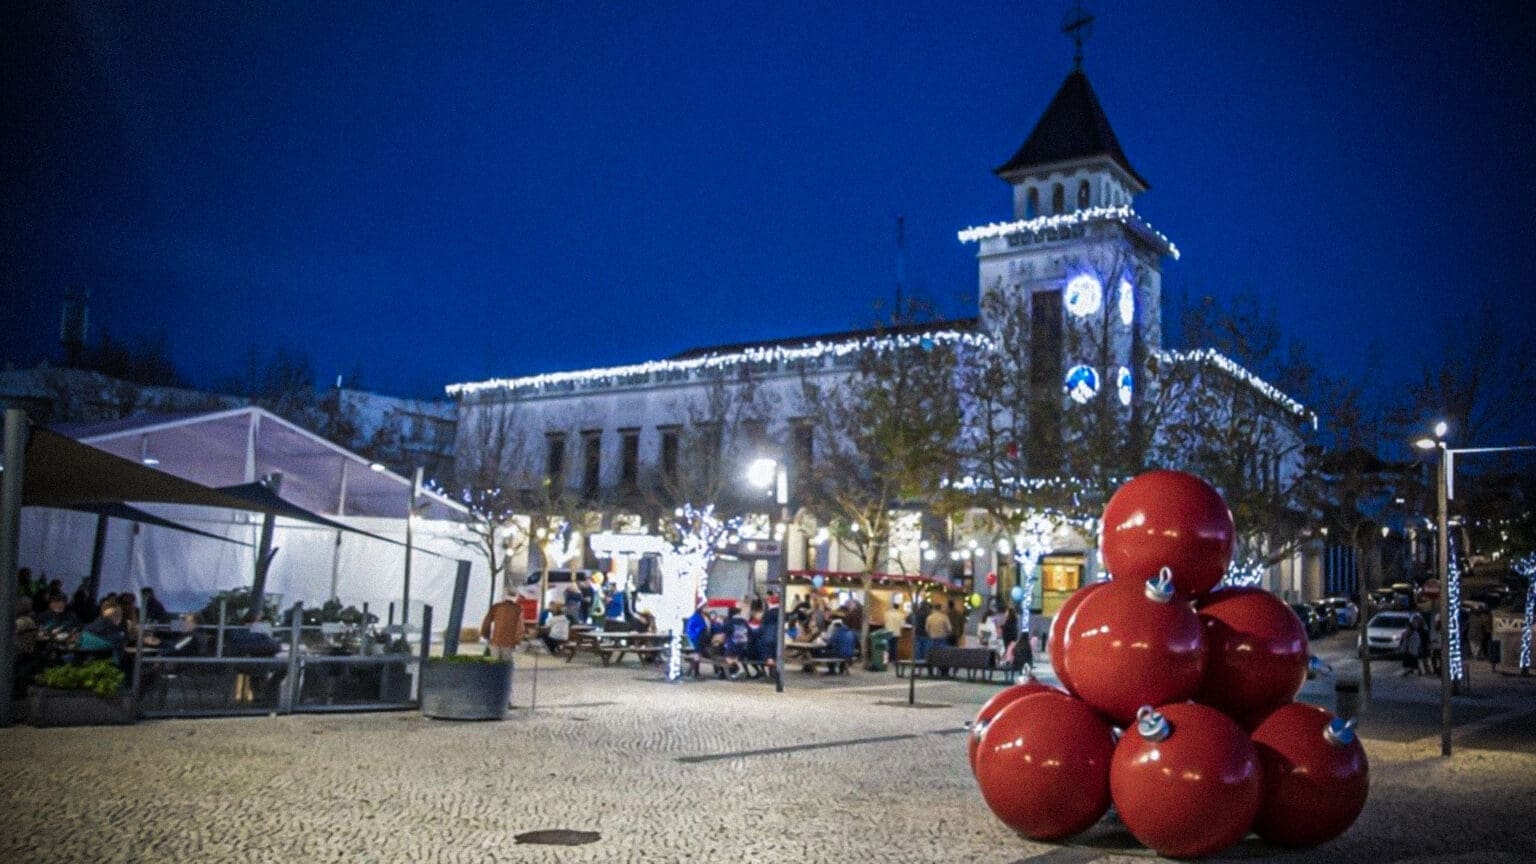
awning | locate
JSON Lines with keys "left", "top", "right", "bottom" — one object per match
{"left": 68, "top": 501, "right": 252, "bottom": 547}
{"left": 22, "top": 426, "right": 265, "bottom": 511}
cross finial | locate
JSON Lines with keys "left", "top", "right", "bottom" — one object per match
{"left": 1062, "top": 1, "right": 1095, "bottom": 70}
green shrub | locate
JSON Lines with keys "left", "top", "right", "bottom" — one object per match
{"left": 36, "top": 661, "right": 125, "bottom": 697}
{"left": 436, "top": 653, "right": 504, "bottom": 664}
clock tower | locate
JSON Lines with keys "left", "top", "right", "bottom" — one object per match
{"left": 961, "top": 66, "right": 1178, "bottom": 460}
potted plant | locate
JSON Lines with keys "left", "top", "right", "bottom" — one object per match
{"left": 29, "top": 661, "right": 136, "bottom": 727}
{"left": 420, "top": 654, "right": 512, "bottom": 720}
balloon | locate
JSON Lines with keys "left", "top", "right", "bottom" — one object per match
{"left": 975, "top": 691, "right": 1116, "bottom": 840}
{"left": 1110, "top": 703, "right": 1262, "bottom": 858}
{"left": 967, "top": 677, "right": 1061, "bottom": 775}
{"left": 1061, "top": 573, "right": 1206, "bottom": 726}
{"left": 1195, "top": 587, "right": 1309, "bottom": 726}
{"left": 590, "top": 573, "right": 604, "bottom": 586}
{"left": 1009, "top": 585, "right": 1025, "bottom": 603}
{"left": 967, "top": 592, "right": 983, "bottom": 610}
{"left": 1250, "top": 703, "right": 1369, "bottom": 848}
{"left": 1100, "top": 470, "right": 1235, "bottom": 598}
{"left": 1048, "top": 579, "right": 1110, "bottom": 696}
{"left": 985, "top": 571, "right": 998, "bottom": 587}
{"left": 811, "top": 574, "right": 824, "bottom": 589}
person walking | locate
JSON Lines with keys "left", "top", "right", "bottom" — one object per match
{"left": 1401, "top": 618, "right": 1423, "bottom": 676}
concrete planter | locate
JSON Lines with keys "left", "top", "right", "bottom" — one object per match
{"left": 420, "top": 659, "right": 511, "bottom": 721}
{"left": 28, "top": 687, "right": 138, "bottom": 727}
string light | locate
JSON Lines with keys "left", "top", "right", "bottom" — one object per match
{"left": 1446, "top": 534, "right": 1466, "bottom": 682}
{"left": 1514, "top": 553, "right": 1535, "bottom": 670}
{"left": 956, "top": 205, "right": 1180, "bottom": 260}
{"left": 447, "top": 330, "right": 993, "bottom": 397}
{"left": 1157, "top": 348, "right": 1313, "bottom": 421}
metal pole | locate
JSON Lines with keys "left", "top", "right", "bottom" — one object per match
{"left": 403, "top": 466, "right": 422, "bottom": 626}
{"left": 445, "top": 560, "right": 471, "bottom": 657}
{"left": 775, "top": 472, "right": 789, "bottom": 694}
{"left": 416, "top": 604, "right": 433, "bottom": 703}
{"left": 281, "top": 602, "right": 302, "bottom": 713}
{"left": 1437, "top": 444, "right": 1451, "bottom": 757}
{"left": 1358, "top": 536, "right": 1373, "bottom": 710}
{"left": 87, "top": 513, "right": 109, "bottom": 602}
{"left": 0, "top": 409, "right": 30, "bottom": 727}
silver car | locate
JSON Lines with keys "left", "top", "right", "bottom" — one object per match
{"left": 1362, "top": 611, "right": 1423, "bottom": 658}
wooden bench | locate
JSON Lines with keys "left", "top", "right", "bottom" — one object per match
{"left": 595, "top": 644, "right": 667, "bottom": 666}
{"left": 797, "top": 655, "right": 852, "bottom": 675}
{"left": 895, "top": 647, "right": 1013, "bottom": 682}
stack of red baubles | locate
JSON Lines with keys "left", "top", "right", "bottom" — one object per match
{"left": 971, "top": 470, "right": 1369, "bottom": 858}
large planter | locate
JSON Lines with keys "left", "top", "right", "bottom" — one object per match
{"left": 420, "top": 659, "right": 511, "bottom": 720}
{"left": 28, "top": 687, "right": 138, "bottom": 727}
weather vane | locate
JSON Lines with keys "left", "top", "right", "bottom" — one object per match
{"left": 1062, "top": 1, "right": 1095, "bottom": 69}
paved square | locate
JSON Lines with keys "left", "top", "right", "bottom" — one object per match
{"left": 3, "top": 653, "right": 1534, "bottom": 864}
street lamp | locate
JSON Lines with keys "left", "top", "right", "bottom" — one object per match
{"left": 747, "top": 457, "right": 789, "bottom": 693}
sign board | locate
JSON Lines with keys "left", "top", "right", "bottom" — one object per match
{"left": 731, "top": 539, "right": 782, "bottom": 559}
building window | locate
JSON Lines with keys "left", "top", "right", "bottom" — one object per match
{"left": 1028, "top": 289, "right": 1063, "bottom": 466}
{"left": 659, "top": 426, "right": 680, "bottom": 484}
{"left": 619, "top": 428, "right": 640, "bottom": 493}
{"left": 1077, "top": 180, "right": 1090, "bottom": 209}
{"left": 581, "top": 431, "right": 602, "bottom": 501}
{"left": 1025, "top": 187, "right": 1039, "bottom": 219}
{"left": 740, "top": 418, "right": 767, "bottom": 453}
{"left": 545, "top": 433, "right": 566, "bottom": 490}
{"left": 1051, "top": 183, "right": 1064, "bottom": 214}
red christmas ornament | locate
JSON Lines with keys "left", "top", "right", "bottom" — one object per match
{"left": 1101, "top": 470, "right": 1235, "bottom": 598}
{"left": 968, "top": 677, "right": 1060, "bottom": 774}
{"left": 1250, "top": 703, "right": 1369, "bottom": 848}
{"left": 1111, "top": 703, "right": 1263, "bottom": 858}
{"left": 1195, "top": 587, "right": 1309, "bottom": 726}
{"left": 1048, "top": 578, "right": 1111, "bottom": 696}
{"left": 975, "top": 691, "right": 1116, "bottom": 840}
{"left": 1061, "top": 572, "right": 1206, "bottom": 726}
{"left": 984, "top": 571, "right": 998, "bottom": 587}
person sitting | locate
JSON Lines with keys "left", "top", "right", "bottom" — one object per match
{"left": 78, "top": 601, "right": 129, "bottom": 661}
{"left": 70, "top": 584, "right": 97, "bottom": 624}
{"left": 563, "top": 583, "right": 584, "bottom": 624}
{"left": 722, "top": 605, "right": 751, "bottom": 679}
{"left": 542, "top": 604, "right": 570, "bottom": 655}
{"left": 36, "top": 593, "right": 80, "bottom": 638}
{"left": 225, "top": 619, "right": 282, "bottom": 657}
{"left": 142, "top": 587, "right": 172, "bottom": 624}
{"left": 165, "top": 613, "right": 211, "bottom": 657}
{"left": 808, "top": 619, "right": 856, "bottom": 673}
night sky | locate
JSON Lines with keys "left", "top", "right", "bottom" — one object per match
{"left": 4, "top": 2, "right": 1534, "bottom": 429}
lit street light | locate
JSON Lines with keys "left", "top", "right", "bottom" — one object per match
{"left": 747, "top": 457, "right": 789, "bottom": 694}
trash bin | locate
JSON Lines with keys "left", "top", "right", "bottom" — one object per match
{"left": 867, "top": 630, "right": 891, "bottom": 672}
{"left": 1334, "top": 679, "right": 1360, "bottom": 721}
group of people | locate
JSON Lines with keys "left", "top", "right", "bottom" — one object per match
{"left": 685, "top": 595, "right": 787, "bottom": 679}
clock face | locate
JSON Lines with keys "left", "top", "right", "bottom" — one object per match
{"left": 1118, "top": 365, "right": 1133, "bottom": 406}
{"left": 1065, "top": 273, "right": 1103, "bottom": 317}
{"left": 1119, "top": 279, "right": 1136, "bottom": 326}
{"left": 1065, "top": 364, "right": 1100, "bottom": 403}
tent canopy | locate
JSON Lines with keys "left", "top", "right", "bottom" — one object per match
{"left": 58, "top": 406, "right": 465, "bottom": 520}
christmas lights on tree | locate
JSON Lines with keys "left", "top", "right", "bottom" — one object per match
{"left": 1515, "top": 553, "right": 1536, "bottom": 670}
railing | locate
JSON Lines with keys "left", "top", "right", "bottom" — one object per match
{"left": 132, "top": 596, "right": 432, "bottom": 719}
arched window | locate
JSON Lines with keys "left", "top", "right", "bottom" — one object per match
{"left": 1077, "top": 180, "right": 1090, "bottom": 209}
{"left": 1026, "top": 187, "right": 1039, "bottom": 219}
{"left": 1051, "top": 183, "right": 1064, "bottom": 215}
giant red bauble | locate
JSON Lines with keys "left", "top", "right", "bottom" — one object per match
{"left": 1101, "top": 470, "right": 1235, "bottom": 598}
{"left": 1111, "top": 703, "right": 1263, "bottom": 858}
{"left": 1061, "top": 577, "right": 1206, "bottom": 726}
{"left": 1195, "top": 587, "right": 1310, "bottom": 726}
{"left": 1048, "top": 579, "right": 1110, "bottom": 696}
{"left": 968, "top": 677, "right": 1061, "bottom": 775}
{"left": 975, "top": 691, "right": 1116, "bottom": 840}
{"left": 1250, "top": 702, "right": 1369, "bottom": 848}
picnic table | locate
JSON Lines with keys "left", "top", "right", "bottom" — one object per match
{"left": 564, "top": 631, "right": 673, "bottom": 666}
{"left": 785, "top": 640, "right": 851, "bottom": 674}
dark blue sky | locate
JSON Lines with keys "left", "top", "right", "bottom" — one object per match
{"left": 4, "top": 2, "right": 1534, "bottom": 421}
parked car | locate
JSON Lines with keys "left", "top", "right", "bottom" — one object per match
{"left": 1320, "top": 596, "right": 1361, "bottom": 628}
{"left": 1371, "top": 588, "right": 1408, "bottom": 611}
{"left": 1361, "top": 611, "right": 1424, "bottom": 658}
{"left": 1308, "top": 601, "right": 1339, "bottom": 634}
{"left": 1290, "top": 603, "right": 1326, "bottom": 640}
{"left": 1470, "top": 585, "right": 1512, "bottom": 609}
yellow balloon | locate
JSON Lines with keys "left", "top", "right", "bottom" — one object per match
{"left": 968, "top": 592, "right": 983, "bottom": 609}
{"left": 591, "top": 573, "right": 605, "bottom": 586}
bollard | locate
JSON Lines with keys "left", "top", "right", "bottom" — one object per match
{"left": 1334, "top": 679, "right": 1361, "bottom": 721}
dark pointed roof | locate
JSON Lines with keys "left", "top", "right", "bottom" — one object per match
{"left": 996, "top": 70, "right": 1148, "bottom": 189}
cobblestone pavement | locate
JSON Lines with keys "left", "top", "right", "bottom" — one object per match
{"left": 3, "top": 652, "right": 1534, "bottom": 864}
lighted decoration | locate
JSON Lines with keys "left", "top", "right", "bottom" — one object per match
{"left": 1118, "top": 278, "right": 1135, "bottom": 325}
{"left": 1009, "top": 585, "right": 1025, "bottom": 603}
{"left": 1516, "top": 553, "right": 1536, "bottom": 669}
{"left": 1116, "top": 365, "right": 1133, "bottom": 406}
{"left": 956, "top": 204, "right": 1181, "bottom": 260}
{"left": 447, "top": 329, "right": 992, "bottom": 397}
{"left": 1446, "top": 534, "right": 1466, "bottom": 682}
{"left": 1222, "top": 556, "right": 1268, "bottom": 588}
{"left": 1012, "top": 512, "right": 1056, "bottom": 633}
{"left": 1064, "top": 365, "right": 1100, "bottom": 404}
{"left": 1157, "top": 348, "right": 1311, "bottom": 420}
{"left": 1100, "top": 470, "right": 1236, "bottom": 598}
{"left": 1065, "top": 273, "right": 1103, "bottom": 317}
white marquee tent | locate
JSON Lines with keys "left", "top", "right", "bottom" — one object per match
{"left": 19, "top": 407, "right": 492, "bottom": 628}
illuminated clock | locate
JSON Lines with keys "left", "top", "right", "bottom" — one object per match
{"left": 1065, "top": 274, "right": 1103, "bottom": 317}
{"left": 1065, "top": 365, "right": 1100, "bottom": 403}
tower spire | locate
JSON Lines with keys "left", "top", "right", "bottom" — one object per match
{"left": 1062, "top": 1, "right": 1095, "bottom": 70}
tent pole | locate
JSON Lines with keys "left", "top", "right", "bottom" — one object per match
{"left": 329, "top": 530, "right": 343, "bottom": 601}
{"left": 403, "top": 466, "right": 422, "bottom": 627}
{"left": 0, "top": 409, "right": 31, "bottom": 727}
{"left": 86, "top": 512, "right": 110, "bottom": 602}
{"left": 249, "top": 473, "right": 282, "bottom": 621}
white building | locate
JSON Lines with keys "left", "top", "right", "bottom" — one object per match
{"left": 450, "top": 67, "right": 1314, "bottom": 605}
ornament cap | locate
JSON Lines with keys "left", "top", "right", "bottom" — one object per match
{"left": 1135, "top": 705, "right": 1172, "bottom": 742}
{"left": 1144, "top": 567, "right": 1176, "bottom": 603}
{"left": 1324, "top": 717, "right": 1357, "bottom": 746}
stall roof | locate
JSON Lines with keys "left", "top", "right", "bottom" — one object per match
{"left": 59, "top": 406, "right": 465, "bottom": 520}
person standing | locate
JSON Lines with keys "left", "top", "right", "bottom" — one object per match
{"left": 921, "top": 601, "right": 951, "bottom": 661}
{"left": 946, "top": 599, "right": 966, "bottom": 648}
{"left": 882, "top": 601, "right": 907, "bottom": 665}
{"left": 1401, "top": 618, "right": 1423, "bottom": 676}
{"left": 481, "top": 592, "right": 527, "bottom": 663}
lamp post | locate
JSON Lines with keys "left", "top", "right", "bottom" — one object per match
{"left": 748, "top": 457, "right": 790, "bottom": 694}
{"left": 1414, "top": 422, "right": 1536, "bottom": 757}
